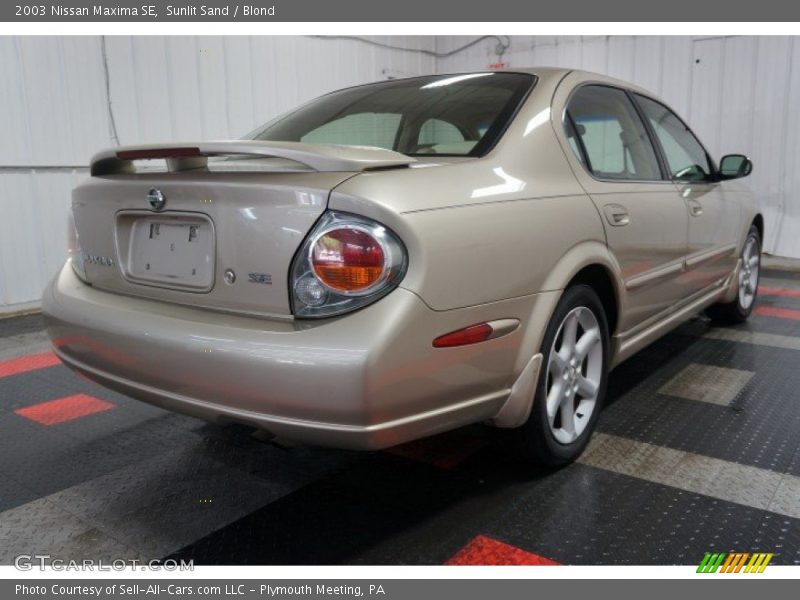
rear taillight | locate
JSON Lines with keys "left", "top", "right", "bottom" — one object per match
{"left": 290, "top": 212, "right": 407, "bottom": 318}
{"left": 311, "top": 227, "right": 386, "bottom": 293}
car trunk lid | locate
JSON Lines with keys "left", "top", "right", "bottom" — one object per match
{"left": 73, "top": 142, "right": 414, "bottom": 318}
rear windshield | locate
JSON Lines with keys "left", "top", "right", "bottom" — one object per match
{"left": 246, "top": 72, "right": 536, "bottom": 157}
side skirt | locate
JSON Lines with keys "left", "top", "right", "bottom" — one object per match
{"left": 611, "top": 278, "right": 730, "bottom": 368}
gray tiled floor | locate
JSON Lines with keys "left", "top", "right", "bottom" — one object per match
{"left": 658, "top": 363, "right": 755, "bottom": 406}
{"left": 579, "top": 433, "right": 800, "bottom": 518}
{"left": 705, "top": 327, "right": 800, "bottom": 351}
{"left": 3, "top": 440, "right": 342, "bottom": 560}
{"left": 0, "top": 331, "right": 51, "bottom": 361}
{"left": 3, "top": 268, "right": 800, "bottom": 565}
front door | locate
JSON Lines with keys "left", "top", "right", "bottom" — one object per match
{"left": 564, "top": 83, "right": 689, "bottom": 333}
{"left": 633, "top": 93, "right": 741, "bottom": 295}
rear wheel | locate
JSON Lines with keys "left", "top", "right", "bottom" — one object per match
{"left": 518, "top": 284, "right": 609, "bottom": 466}
{"left": 706, "top": 225, "right": 761, "bottom": 324}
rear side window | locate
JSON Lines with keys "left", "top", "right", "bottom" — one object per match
{"left": 566, "top": 85, "right": 662, "bottom": 181}
{"left": 634, "top": 94, "right": 712, "bottom": 182}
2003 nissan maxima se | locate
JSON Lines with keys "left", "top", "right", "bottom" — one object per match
{"left": 43, "top": 68, "right": 761, "bottom": 465}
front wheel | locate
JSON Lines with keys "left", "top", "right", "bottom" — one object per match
{"left": 517, "top": 284, "right": 609, "bottom": 466}
{"left": 706, "top": 224, "right": 761, "bottom": 324}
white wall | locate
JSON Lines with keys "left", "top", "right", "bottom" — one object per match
{"left": 437, "top": 35, "right": 800, "bottom": 258}
{"left": 0, "top": 36, "right": 435, "bottom": 312}
{"left": 2, "top": 35, "right": 800, "bottom": 311}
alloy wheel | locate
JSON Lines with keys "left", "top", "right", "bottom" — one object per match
{"left": 545, "top": 306, "right": 603, "bottom": 444}
{"left": 739, "top": 234, "right": 760, "bottom": 310}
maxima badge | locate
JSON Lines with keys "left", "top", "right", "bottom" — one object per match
{"left": 248, "top": 273, "right": 272, "bottom": 285}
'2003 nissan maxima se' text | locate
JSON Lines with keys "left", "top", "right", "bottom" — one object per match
{"left": 43, "top": 68, "right": 761, "bottom": 464}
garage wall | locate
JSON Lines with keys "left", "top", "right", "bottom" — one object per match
{"left": 2, "top": 35, "right": 800, "bottom": 312}
{"left": 0, "top": 36, "right": 435, "bottom": 312}
{"left": 437, "top": 35, "right": 800, "bottom": 258}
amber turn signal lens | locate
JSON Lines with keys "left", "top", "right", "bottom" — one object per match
{"left": 432, "top": 323, "right": 494, "bottom": 348}
{"left": 311, "top": 228, "right": 386, "bottom": 293}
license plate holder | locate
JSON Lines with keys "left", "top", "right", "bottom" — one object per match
{"left": 122, "top": 214, "right": 215, "bottom": 291}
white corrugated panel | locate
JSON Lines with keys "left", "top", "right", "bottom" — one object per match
{"left": 0, "top": 35, "right": 436, "bottom": 311}
{"left": 3, "top": 35, "right": 800, "bottom": 310}
{"left": 0, "top": 37, "right": 109, "bottom": 167}
{"left": 103, "top": 35, "right": 437, "bottom": 146}
{"left": 750, "top": 37, "right": 796, "bottom": 257}
{"left": 779, "top": 38, "right": 800, "bottom": 258}
{"left": 0, "top": 170, "right": 81, "bottom": 307}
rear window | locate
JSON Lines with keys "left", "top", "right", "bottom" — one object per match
{"left": 247, "top": 72, "right": 536, "bottom": 157}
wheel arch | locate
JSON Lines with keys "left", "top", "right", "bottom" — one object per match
{"left": 493, "top": 244, "right": 623, "bottom": 430}
{"left": 752, "top": 213, "right": 764, "bottom": 242}
{"left": 509, "top": 241, "right": 623, "bottom": 383}
{"left": 538, "top": 240, "right": 624, "bottom": 336}
{"left": 566, "top": 264, "right": 619, "bottom": 336}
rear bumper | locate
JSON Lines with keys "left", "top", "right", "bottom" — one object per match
{"left": 43, "top": 264, "right": 545, "bottom": 449}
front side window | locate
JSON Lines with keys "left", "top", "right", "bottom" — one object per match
{"left": 247, "top": 72, "right": 536, "bottom": 157}
{"left": 566, "top": 85, "right": 662, "bottom": 181}
{"left": 634, "top": 94, "right": 712, "bottom": 182}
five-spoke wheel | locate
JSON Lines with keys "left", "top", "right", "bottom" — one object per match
{"left": 707, "top": 224, "right": 761, "bottom": 324}
{"left": 519, "top": 284, "right": 609, "bottom": 466}
{"left": 545, "top": 306, "right": 603, "bottom": 444}
{"left": 739, "top": 233, "right": 760, "bottom": 310}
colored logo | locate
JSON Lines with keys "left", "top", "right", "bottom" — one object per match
{"left": 697, "top": 552, "right": 773, "bottom": 573}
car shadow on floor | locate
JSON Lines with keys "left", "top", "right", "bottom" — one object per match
{"left": 165, "top": 418, "right": 561, "bottom": 564}
{"left": 165, "top": 318, "right": 728, "bottom": 565}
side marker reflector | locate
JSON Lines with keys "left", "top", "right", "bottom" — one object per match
{"left": 433, "top": 323, "right": 494, "bottom": 348}
{"left": 433, "top": 319, "right": 520, "bottom": 348}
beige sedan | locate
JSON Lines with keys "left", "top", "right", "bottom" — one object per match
{"left": 43, "top": 68, "right": 761, "bottom": 464}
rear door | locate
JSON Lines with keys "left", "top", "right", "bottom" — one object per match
{"left": 633, "top": 93, "right": 742, "bottom": 295}
{"left": 562, "top": 83, "right": 689, "bottom": 332}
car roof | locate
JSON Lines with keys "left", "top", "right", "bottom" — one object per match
{"left": 495, "top": 67, "right": 657, "bottom": 98}
{"left": 328, "top": 68, "right": 657, "bottom": 103}
{"left": 416, "top": 67, "right": 654, "bottom": 100}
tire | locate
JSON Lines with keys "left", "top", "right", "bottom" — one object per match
{"left": 517, "top": 284, "right": 610, "bottom": 466}
{"left": 706, "top": 224, "right": 761, "bottom": 324}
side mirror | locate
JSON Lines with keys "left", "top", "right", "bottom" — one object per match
{"left": 718, "top": 154, "right": 753, "bottom": 180}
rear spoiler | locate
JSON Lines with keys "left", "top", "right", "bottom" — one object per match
{"left": 89, "top": 141, "right": 415, "bottom": 176}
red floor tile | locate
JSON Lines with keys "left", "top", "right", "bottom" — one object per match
{"left": 446, "top": 535, "right": 560, "bottom": 566}
{"left": 754, "top": 306, "right": 800, "bottom": 321}
{"left": 15, "top": 394, "right": 115, "bottom": 426}
{"left": 0, "top": 351, "right": 60, "bottom": 378}
{"left": 759, "top": 286, "right": 800, "bottom": 298}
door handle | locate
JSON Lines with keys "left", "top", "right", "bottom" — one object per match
{"left": 603, "top": 204, "right": 630, "bottom": 227}
{"left": 687, "top": 200, "right": 704, "bottom": 217}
